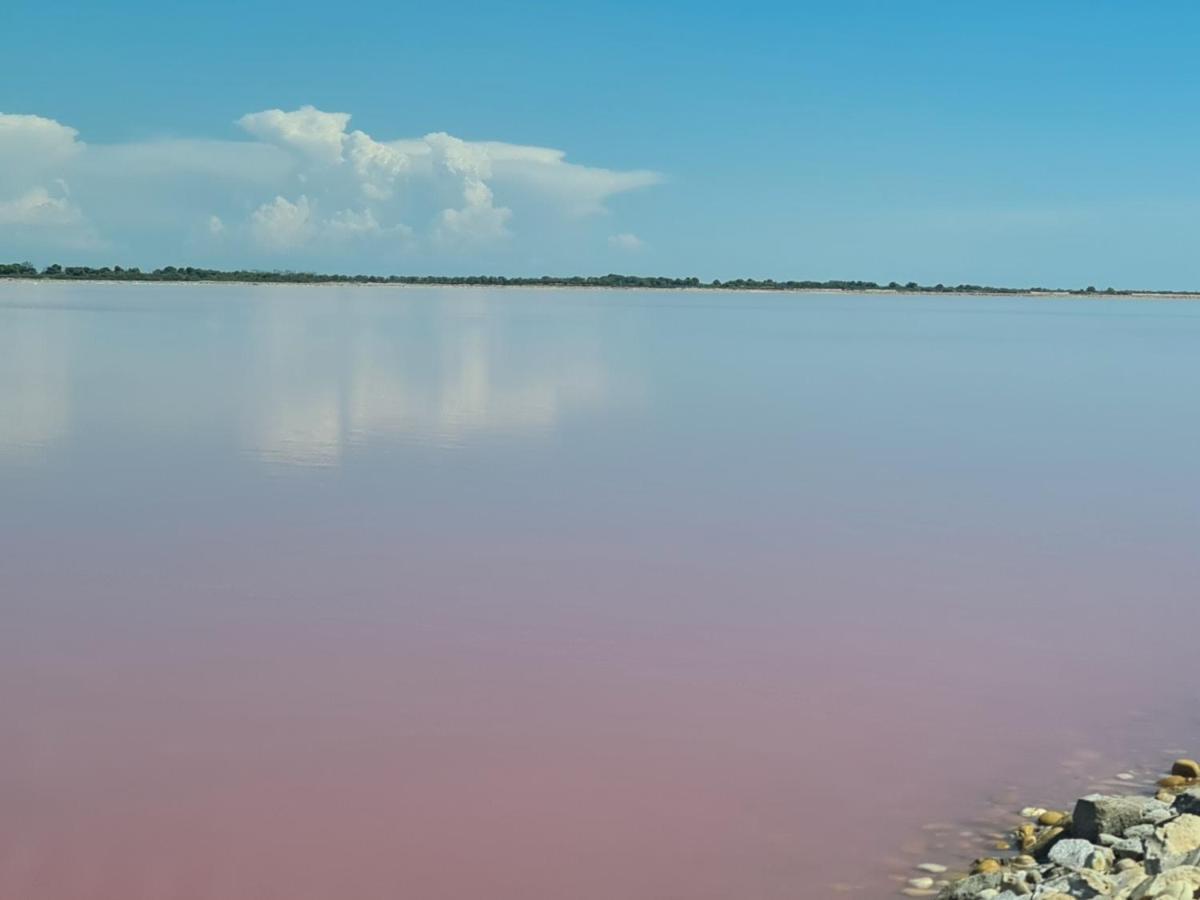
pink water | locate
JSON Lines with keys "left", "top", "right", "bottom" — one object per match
{"left": 2, "top": 283, "right": 1199, "bottom": 899}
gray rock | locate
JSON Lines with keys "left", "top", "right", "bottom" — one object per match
{"left": 1127, "top": 865, "right": 1200, "bottom": 899}
{"left": 1127, "top": 824, "right": 1157, "bottom": 840}
{"left": 1172, "top": 789, "right": 1200, "bottom": 817}
{"left": 1073, "top": 794, "right": 1163, "bottom": 843}
{"left": 1111, "top": 837, "right": 1146, "bottom": 860}
{"left": 1048, "top": 838, "right": 1115, "bottom": 871}
{"left": 1039, "top": 869, "right": 1115, "bottom": 897}
{"left": 936, "top": 872, "right": 1002, "bottom": 900}
{"left": 1144, "top": 804, "right": 1175, "bottom": 825}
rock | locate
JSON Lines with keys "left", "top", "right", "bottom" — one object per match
{"left": 1011, "top": 855, "right": 1036, "bottom": 869}
{"left": 1020, "top": 807, "right": 1047, "bottom": 818}
{"left": 1048, "top": 838, "right": 1114, "bottom": 872}
{"left": 1015, "top": 823, "right": 1036, "bottom": 850}
{"left": 1040, "top": 869, "right": 1115, "bottom": 897}
{"left": 1038, "top": 811, "right": 1068, "bottom": 827}
{"left": 1170, "top": 759, "right": 1200, "bottom": 779}
{"left": 935, "top": 871, "right": 1002, "bottom": 900}
{"left": 918, "top": 863, "right": 949, "bottom": 874}
{"left": 909, "top": 876, "right": 935, "bottom": 889}
{"left": 1111, "top": 837, "right": 1147, "bottom": 860}
{"left": 1074, "top": 794, "right": 1163, "bottom": 843}
{"left": 1026, "top": 825, "right": 1066, "bottom": 858}
{"left": 1144, "top": 804, "right": 1175, "bottom": 825}
{"left": 1127, "top": 865, "right": 1200, "bottom": 898}
{"left": 1158, "top": 776, "right": 1188, "bottom": 789}
{"left": 1113, "top": 861, "right": 1148, "bottom": 891}
{"left": 971, "top": 858, "right": 1001, "bottom": 874}
{"left": 1171, "top": 789, "right": 1200, "bottom": 816}
{"left": 1157, "top": 814, "right": 1200, "bottom": 855}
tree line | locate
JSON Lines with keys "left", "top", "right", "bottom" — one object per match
{"left": 0, "top": 261, "right": 1154, "bottom": 295}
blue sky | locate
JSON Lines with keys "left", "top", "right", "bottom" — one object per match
{"left": 3, "top": 1, "right": 1200, "bottom": 287}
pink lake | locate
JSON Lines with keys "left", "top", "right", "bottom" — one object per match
{"left": 2, "top": 282, "right": 1199, "bottom": 899}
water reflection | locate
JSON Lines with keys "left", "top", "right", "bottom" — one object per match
{"left": 0, "top": 310, "right": 72, "bottom": 459}
{"left": 243, "top": 292, "right": 625, "bottom": 467}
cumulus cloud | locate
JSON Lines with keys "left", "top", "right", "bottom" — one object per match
{"left": 0, "top": 114, "right": 83, "bottom": 175}
{"left": 250, "top": 195, "right": 316, "bottom": 250}
{"left": 0, "top": 106, "right": 661, "bottom": 267}
{"left": 237, "top": 106, "right": 350, "bottom": 165}
{"left": 0, "top": 184, "right": 83, "bottom": 227}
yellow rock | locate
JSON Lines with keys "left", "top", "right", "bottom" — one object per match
{"left": 1159, "top": 774, "right": 1188, "bottom": 788}
{"left": 1038, "top": 810, "right": 1067, "bottom": 826}
{"left": 1015, "top": 823, "right": 1037, "bottom": 850}
{"left": 1172, "top": 759, "right": 1200, "bottom": 779}
{"left": 971, "top": 858, "right": 1002, "bottom": 875}
{"left": 1157, "top": 813, "right": 1200, "bottom": 855}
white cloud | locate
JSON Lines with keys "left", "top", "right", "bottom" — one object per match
{"left": 608, "top": 232, "right": 644, "bottom": 251}
{"left": 0, "top": 114, "right": 83, "bottom": 177}
{"left": 250, "top": 195, "right": 316, "bottom": 250}
{"left": 0, "top": 106, "right": 661, "bottom": 266}
{"left": 0, "top": 185, "right": 83, "bottom": 227}
{"left": 326, "top": 206, "right": 413, "bottom": 241}
{"left": 237, "top": 105, "right": 350, "bottom": 165}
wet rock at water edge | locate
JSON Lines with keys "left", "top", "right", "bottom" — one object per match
{"left": 1171, "top": 760, "right": 1200, "bottom": 780}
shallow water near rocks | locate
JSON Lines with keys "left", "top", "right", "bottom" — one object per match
{"left": 3, "top": 282, "right": 1200, "bottom": 899}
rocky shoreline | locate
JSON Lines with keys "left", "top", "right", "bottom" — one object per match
{"left": 903, "top": 759, "right": 1200, "bottom": 899}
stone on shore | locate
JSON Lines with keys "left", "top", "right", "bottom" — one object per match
{"left": 1048, "top": 838, "right": 1114, "bottom": 872}
{"left": 1158, "top": 815, "right": 1200, "bottom": 857}
{"left": 1073, "top": 794, "right": 1168, "bottom": 843}
{"left": 1170, "top": 760, "right": 1200, "bottom": 779}
{"left": 1171, "top": 789, "right": 1200, "bottom": 817}
{"left": 926, "top": 757, "right": 1200, "bottom": 900}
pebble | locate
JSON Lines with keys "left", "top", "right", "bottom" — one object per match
{"left": 907, "top": 876, "right": 934, "bottom": 889}
{"left": 1115, "top": 772, "right": 1135, "bottom": 781}
{"left": 916, "top": 863, "right": 947, "bottom": 874}
{"left": 1020, "top": 807, "right": 1047, "bottom": 818}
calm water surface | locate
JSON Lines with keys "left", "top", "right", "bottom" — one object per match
{"left": 3, "top": 283, "right": 1200, "bottom": 899}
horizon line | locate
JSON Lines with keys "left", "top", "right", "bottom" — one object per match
{"left": 1, "top": 262, "right": 1196, "bottom": 298}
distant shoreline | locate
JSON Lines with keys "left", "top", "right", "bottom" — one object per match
{"left": 2, "top": 265, "right": 1199, "bottom": 300}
